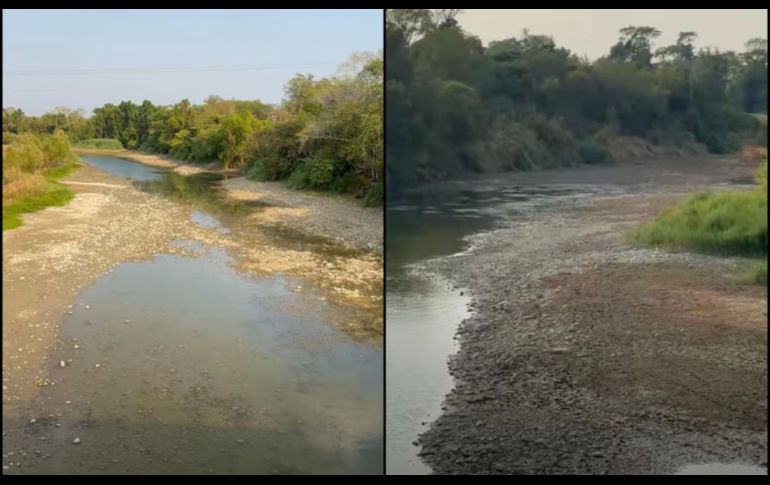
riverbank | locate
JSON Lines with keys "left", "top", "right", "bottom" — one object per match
{"left": 72, "top": 148, "right": 383, "bottom": 253}
{"left": 415, "top": 155, "right": 767, "bottom": 474}
{"left": 2, "top": 163, "right": 81, "bottom": 231}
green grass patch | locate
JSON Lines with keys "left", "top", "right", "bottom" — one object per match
{"left": 741, "top": 260, "right": 767, "bottom": 285}
{"left": 630, "top": 190, "right": 767, "bottom": 257}
{"left": 3, "top": 163, "right": 81, "bottom": 231}
{"left": 75, "top": 138, "right": 124, "bottom": 149}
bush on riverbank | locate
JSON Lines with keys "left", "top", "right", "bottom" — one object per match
{"left": 75, "top": 138, "right": 123, "bottom": 149}
{"left": 2, "top": 131, "right": 80, "bottom": 230}
{"left": 632, "top": 161, "right": 767, "bottom": 283}
{"left": 631, "top": 189, "right": 767, "bottom": 256}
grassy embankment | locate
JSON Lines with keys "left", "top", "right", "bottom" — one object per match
{"left": 3, "top": 131, "right": 81, "bottom": 231}
{"left": 631, "top": 147, "right": 768, "bottom": 284}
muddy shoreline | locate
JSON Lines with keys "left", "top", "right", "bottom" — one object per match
{"left": 415, "top": 156, "right": 767, "bottom": 474}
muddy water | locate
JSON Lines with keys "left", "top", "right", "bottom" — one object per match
{"left": 8, "top": 155, "right": 383, "bottom": 474}
{"left": 386, "top": 183, "right": 618, "bottom": 475}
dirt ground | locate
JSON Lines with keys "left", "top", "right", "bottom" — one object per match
{"left": 416, "top": 155, "right": 767, "bottom": 474}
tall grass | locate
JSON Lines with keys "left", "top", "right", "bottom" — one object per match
{"left": 74, "top": 138, "right": 124, "bottom": 149}
{"left": 631, "top": 190, "right": 766, "bottom": 256}
{"left": 631, "top": 161, "right": 767, "bottom": 284}
{"left": 3, "top": 131, "right": 81, "bottom": 230}
{"left": 2, "top": 164, "right": 79, "bottom": 230}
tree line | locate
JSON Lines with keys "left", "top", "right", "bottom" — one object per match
{"left": 386, "top": 9, "right": 768, "bottom": 191}
{"left": 3, "top": 54, "right": 383, "bottom": 205}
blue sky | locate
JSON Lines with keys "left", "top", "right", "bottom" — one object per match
{"left": 3, "top": 9, "right": 383, "bottom": 115}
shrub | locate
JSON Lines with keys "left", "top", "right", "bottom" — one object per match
{"left": 579, "top": 138, "right": 615, "bottom": 165}
{"left": 631, "top": 190, "right": 767, "bottom": 257}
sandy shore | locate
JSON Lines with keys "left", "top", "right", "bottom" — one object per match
{"left": 414, "top": 155, "right": 767, "bottom": 474}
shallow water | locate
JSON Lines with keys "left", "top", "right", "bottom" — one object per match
{"left": 33, "top": 248, "right": 382, "bottom": 474}
{"left": 386, "top": 279, "right": 468, "bottom": 475}
{"left": 29, "top": 155, "right": 386, "bottom": 473}
{"left": 80, "top": 155, "right": 164, "bottom": 182}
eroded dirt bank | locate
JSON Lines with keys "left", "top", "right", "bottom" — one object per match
{"left": 416, "top": 155, "right": 767, "bottom": 474}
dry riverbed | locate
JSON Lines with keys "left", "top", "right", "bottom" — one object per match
{"left": 415, "top": 155, "right": 767, "bottom": 474}
{"left": 72, "top": 148, "right": 382, "bottom": 253}
{"left": 3, "top": 159, "right": 383, "bottom": 461}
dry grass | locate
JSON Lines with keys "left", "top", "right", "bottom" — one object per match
{"left": 2, "top": 174, "right": 48, "bottom": 204}
{"left": 740, "top": 145, "right": 768, "bottom": 163}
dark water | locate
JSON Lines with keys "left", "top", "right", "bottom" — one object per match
{"left": 386, "top": 183, "right": 615, "bottom": 474}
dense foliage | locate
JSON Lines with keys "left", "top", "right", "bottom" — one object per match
{"left": 2, "top": 131, "right": 80, "bottom": 230}
{"left": 386, "top": 9, "right": 768, "bottom": 191}
{"left": 3, "top": 54, "right": 383, "bottom": 204}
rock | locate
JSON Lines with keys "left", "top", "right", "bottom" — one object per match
{"left": 591, "top": 451, "right": 604, "bottom": 458}
{"left": 29, "top": 418, "right": 36, "bottom": 424}
{"left": 550, "top": 347, "right": 570, "bottom": 354}
{"left": 235, "top": 439, "right": 245, "bottom": 445}
{"left": 124, "top": 319, "right": 131, "bottom": 324}
{"left": 85, "top": 305, "right": 90, "bottom": 310}
{"left": 59, "top": 361, "right": 66, "bottom": 368}
{"left": 74, "top": 345, "right": 79, "bottom": 350}
{"left": 72, "top": 437, "right": 81, "bottom": 445}
{"left": 95, "top": 364, "right": 101, "bottom": 368}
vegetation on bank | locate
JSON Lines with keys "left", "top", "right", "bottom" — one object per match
{"left": 3, "top": 54, "right": 383, "bottom": 205}
{"left": 3, "top": 131, "right": 80, "bottom": 230}
{"left": 386, "top": 10, "right": 768, "bottom": 190}
{"left": 75, "top": 138, "right": 124, "bottom": 149}
{"left": 631, "top": 156, "right": 768, "bottom": 283}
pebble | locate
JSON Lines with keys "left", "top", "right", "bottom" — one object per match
{"left": 124, "top": 319, "right": 131, "bottom": 324}
{"left": 85, "top": 305, "right": 90, "bottom": 310}
{"left": 95, "top": 364, "right": 101, "bottom": 368}
{"left": 72, "top": 437, "right": 81, "bottom": 445}
{"left": 65, "top": 400, "right": 71, "bottom": 405}
{"left": 235, "top": 439, "right": 245, "bottom": 445}
{"left": 74, "top": 345, "right": 79, "bottom": 350}
{"left": 29, "top": 418, "right": 36, "bottom": 424}
{"left": 59, "top": 361, "right": 66, "bottom": 368}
